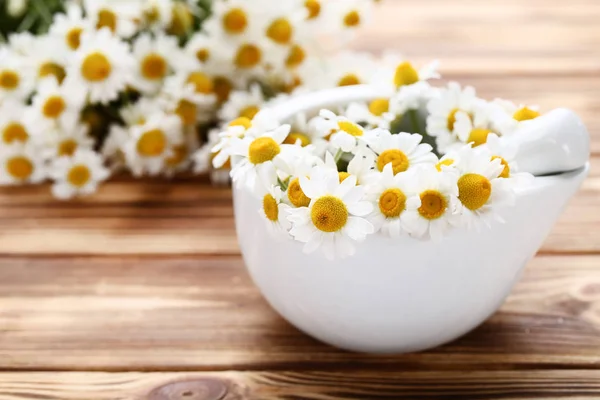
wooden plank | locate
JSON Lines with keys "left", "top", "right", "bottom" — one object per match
{"left": 0, "top": 254, "right": 599, "bottom": 371}
{"left": 1, "top": 370, "right": 600, "bottom": 400}
{"left": 0, "top": 156, "right": 596, "bottom": 255}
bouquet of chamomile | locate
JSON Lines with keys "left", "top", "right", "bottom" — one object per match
{"left": 0, "top": 0, "right": 379, "bottom": 199}
{"left": 215, "top": 61, "right": 539, "bottom": 259}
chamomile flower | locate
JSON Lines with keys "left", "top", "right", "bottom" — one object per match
{"left": 85, "top": 0, "right": 140, "bottom": 38}
{"left": 377, "top": 55, "right": 440, "bottom": 89}
{"left": 229, "top": 124, "right": 295, "bottom": 194}
{"left": 364, "top": 129, "right": 437, "bottom": 175}
{"left": 142, "top": 0, "right": 174, "bottom": 31}
{"left": 490, "top": 99, "right": 542, "bottom": 136}
{"left": 451, "top": 146, "right": 515, "bottom": 229}
{"left": 123, "top": 112, "right": 183, "bottom": 176}
{"left": 282, "top": 111, "right": 329, "bottom": 156}
{"left": 0, "top": 101, "right": 39, "bottom": 146}
{"left": 31, "top": 77, "right": 85, "bottom": 130}
{"left": 49, "top": 2, "right": 92, "bottom": 52}
{"left": 332, "top": 0, "right": 373, "bottom": 31}
{"left": 66, "top": 29, "right": 135, "bottom": 104}
{"left": 0, "top": 48, "right": 34, "bottom": 102}
{"left": 426, "top": 82, "right": 480, "bottom": 152}
{"left": 130, "top": 33, "right": 183, "bottom": 94}
{"left": 50, "top": 149, "right": 110, "bottom": 199}
{"left": 324, "top": 150, "right": 375, "bottom": 185}
{"left": 287, "top": 168, "right": 374, "bottom": 260}
{"left": 204, "top": 0, "right": 256, "bottom": 38}
{"left": 367, "top": 163, "right": 421, "bottom": 238}
{"left": 454, "top": 103, "right": 501, "bottom": 149}
{"left": 327, "top": 51, "right": 378, "bottom": 87}
{"left": 120, "top": 97, "right": 164, "bottom": 126}
{"left": 161, "top": 71, "right": 217, "bottom": 126}
{"left": 389, "top": 81, "right": 436, "bottom": 115}
{"left": 345, "top": 98, "right": 394, "bottom": 129}
{"left": 218, "top": 83, "right": 266, "bottom": 122}
{"left": 259, "top": 185, "right": 292, "bottom": 236}
{"left": 162, "top": 127, "right": 199, "bottom": 177}
{"left": 43, "top": 122, "right": 95, "bottom": 159}
{"left": 401, "top": 165, "right": 459, "bottom": 241}
{"left": 0, "top": 144, "right": 46, "bottom": 185}
{"left": 315, "top": 109, "right": 366, "bottom": 153}
{"left": 28, "top": 36, "right": 69, "bottom": 85}
{"left": 483, "top": 134, "right": 534, "bottom": 187}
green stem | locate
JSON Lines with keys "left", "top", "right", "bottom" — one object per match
{"left": 277, "top": 177, "right": 288, "bottom": 192}
{"left": 334, "top": 148, "right": 344, "bottom": 163}
{"left": 409, "top": 109, "right": 421, "bottom": 135}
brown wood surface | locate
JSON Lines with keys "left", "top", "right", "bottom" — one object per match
{"left": 1, "top": 1, "right": 599, "bottom": 399}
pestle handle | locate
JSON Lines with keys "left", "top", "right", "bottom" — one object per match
{"left": 503, "top": 108, "right": 590, "bottom": 176}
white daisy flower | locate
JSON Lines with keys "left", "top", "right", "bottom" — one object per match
{"left": 130, "top": 33, "right": 184, "bottom": 94}
{"left": 364, "top": 129, "right": 437, "bottom": 175}
{"left": 49, "top": 2, "right": 93, "bottom": 52}
{"left": 331, "top": 0, "right": 373, "bottom": 32}
{"left": 84, "top": 0, "right": 141, "bottom": 38}
{"left": 0, "top": 101, "right": 39, "bottom": 146}
{"left": 287, "top": 168, "right": 374, "bottom": 260}
{"left": 259, "top": 184, "right": 292, "bottom": 236}
{"left": 0, "top": 48, "right": 34, "bottom": 103}
{"left": 27, "top": 36, "right": 69, "bottom": 85}
{"left": 66, "top": 28, "right": 135, "bottom": 104}
{"left": 50, "top": 149, "right": 110, "bottom": 200}
{"left": 218, "top": 83, "right": 266, "bottom": 122}
{"left": 345, "top": 99, "right": 393, "bottom": 129}
{"left": 120, "top": 97, "right": 164, "bottom": 127}
{"left": 43, "top": 122, "right": 95, "bottom": 160}
{"left": 161, "top": 71, "right": 217, "bottom": 126}
{"left": 229, "top": 124, "right": 296, "bottom": 194}
{"left": 389, "top": 81, "right": 437, "bottom": 115}
{"left": 451, "top": 145, "right": 516, "bottom": 230}
{"left": 315, "top": 109, "right": 366, "bottom": 153}
{"left": 281, "top": 112, "right": 329, "bottom": 157}
{"left": 123, "top": 112, "right": 184, "bottom": 176}
{"left": 0, "top": 143, "right": 46, "bottom": 185}
{"left": 377, "top": 54, "right": 439, "bottom": 89}
{"left": 401, "top": 165, "right": 459, "bottom": 241}
{"left": 367, "top": 163, "right": 421, "bottom": 238}
{"left": 454, "top": 103, "right": 501, "bottom": 149}
{"left": 323, "top": 150, "right": 375, "bottom": 185}
{"left": 142, "top": 0, "right": 174, "bottom": 31}
{"left": 203, "top": 0, "right": 257, "bottom": 38}
{"left": 327, "top": 51, "right": 378, "bottom": 88}
{"left": 490, "top": 99, "right": 542, "bottom": 136}
{"left": 426, "top": 82, "right": 480, "bottom": 152}
{"left": 483, "top": 134, "right": 534, "bottom": 188}
{"left": 31, "top": 77, "right": 85, "bottom": 130}
{"left": 162, "top": 127, "right": 199, "bottom": 177}
{"left": 7, "top": 31, "right": 36, "bottom": 56}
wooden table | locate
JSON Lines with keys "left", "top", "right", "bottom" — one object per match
{"left": 1, "top": 1, "right": 599, "bottom": 399}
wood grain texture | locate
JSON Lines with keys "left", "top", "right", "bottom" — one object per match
{"left": 1, "top": 0, "right": 599, "bottom": 398}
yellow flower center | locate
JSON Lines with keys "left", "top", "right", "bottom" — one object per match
{"left": 418, "top": 190, "right": 447, "bottom": 220}
{"left": 3, "top": 123, "right": 28, "bottom": 144}
{"left": 379, "top": 188, "right": 407, "bottom": 218}
{"left": 305, "top": 0, "right": 321, "bottom": 19}
{"left": 248, "top": 137, "right": 280, "bottom": 165}
{"left": 176, "top": 100, "right": 197, "bottom": 126}
{"left": 394, "top": 62, "right": 419, "bottom": 88}
{"left": 187, "top": 72, "right": 214, "bottom": 94}
{"left": 196, "top": 48, "right": 210, "bottom": 63}
{"left": 338, "top": 172, "right": 351, "bottom": 183}
{"left": 66, "top": 27, "right": 83, "bottom": 50}
{"left": 223, "top": 8, "right": 248, "bottom": 34}
{"left": 235, "top": 44, "right": 262, "bottom": 68}
{"left": 467, "top": 128, "right": 491, "bottom": 147}
{"left": 513, "top": 107, "right": 541, "bottom": 122}
{"left": 435, "top": 158, "right": 454, "bottom": 172}
{"left": 58, "top": 139, "right": 78, "bottom": 156}
{"left": 266, "top": 18, "right": 293, "bottom": 44}
{"left": 492, "top": 156, "right": 511, "bottom": 178}
{"left": 67, "top": 165, "right": 91, "bottom": 187}
{"left": 39, "top": 62, "right": 66, "bottom": 83}
{"left": 311, "top": 196, "right": 348, "bottom": 232}
{"left": 283, "top": 132, "right": 311, "bottom": 147}
{"left": 213, "top": 76, "right": 233, "bottom": 103}
{"left": 287, "top": 177, "right": 310, "bottom": 207}
{"left": 343, "top": 10, "right": 361, "bottom": 27}
{"left": 144, "top": 6, "right": 160, "bottom": 23}
{"left": 137, "top": 129, "right": 167, "bottom": 157}
{"left": 168, "top": 3, "right": 193, "bottom": 36}
{"left": 166, "top": 145, "right": 187, "bottom": 167}
{"left": 6, "top": 156, "right": 33, "bottom": 180}
{"left": 447, "top": 108, "right": 460, "bottom": 131}
{"left": 286, "top": 44, "right": 306, "bottom": 68}
{"left": 377, "top": 149, "right": 409, "bottom": 175}
{"left": 81, "top": 52, "right": 112, "bottom": 82}
{"left": 338, "top": 74, "right": 361, "bottom": 87}
{"left": 0, "top": 70, "right": 20, "bottom": 89}
{"left": 369, "top": 98, "right": 390, "bottom": 116}
{"left": 141, "top": 53, "right": 167, "bottom": 80}
{"left": 263, "top": 194, "right": 279, "bottom": 221}
{"left": 458, "top": 173, "right": 492, "bottom": 211}
{"left": 42, "top": 96, "right": 66, "bottom": 118}
{"left": 96, "top": 8, "right": 117, "bottom": 32}
{"left": 239, "top": 105, "right": 259, "bottom": 120}
{"left": 337, "top": 121, "right": 363, "bottom": 137}
{"left": 229, "top": 117, "right": 252, "bottom": 129}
